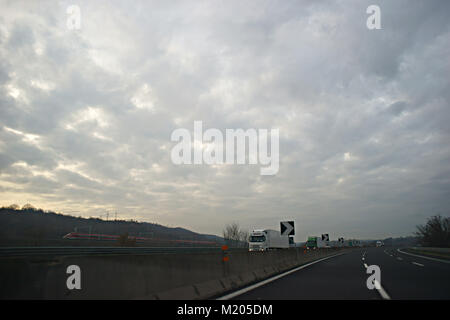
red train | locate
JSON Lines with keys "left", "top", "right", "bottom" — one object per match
{"left": 62, "top": 232, "right": 218, "bottom": 246}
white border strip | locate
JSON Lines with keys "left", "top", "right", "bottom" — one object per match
{"left": 216, "top": 252, "right": 346, "bottom": 300}
{"left": 397, "top": 248, "right": 450, "bottom": 264}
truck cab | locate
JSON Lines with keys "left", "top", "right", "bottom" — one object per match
{"left": 248, "top": 230, "right": 266, "bottom": 251}
{"left": 306, "top": 236, "right": 318, "bottom": 249}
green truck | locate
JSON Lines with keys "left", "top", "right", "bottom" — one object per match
{"left": 306, "top": 236, "right": 327, "bottom": 249}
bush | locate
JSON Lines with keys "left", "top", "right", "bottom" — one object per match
{"left": 415, "top": 215, "right": 450, "bottom": 248}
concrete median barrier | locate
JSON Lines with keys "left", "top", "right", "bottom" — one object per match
{"left": 0, "top": 247, "right": 353, "bottom": 299}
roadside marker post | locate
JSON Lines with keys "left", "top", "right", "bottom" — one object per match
{"left": 221, "top": 245, "right": 229, "bottom": 276}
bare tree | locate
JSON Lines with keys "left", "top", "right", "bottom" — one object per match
{"left": 223, "top": 223, "right": 249, "bottom": 248}
{"left": 415, "top": 215, "right": 449, "bottom": 248}
{"left": 239, "top": 230, "right": 249, "bottom": 248}
{"left": 22, "top": 203, "right": 36, "bottom": 211}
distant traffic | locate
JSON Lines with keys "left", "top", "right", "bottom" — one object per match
{"left": 248, "top": 221, "right": 366, "bottom": 251}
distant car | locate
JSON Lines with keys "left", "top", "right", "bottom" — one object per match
{"left": 376, "top": 240, "right": 383, "bottom": 247}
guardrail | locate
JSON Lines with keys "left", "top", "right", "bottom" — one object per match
{"left": 0, "top": 246, "right": 353, "bottom": 299}
{"left": 409, "top": 247, "right": 450, "bottom": 253}
{"left": 0, "top": 246, "right": 234, "bottom": 257}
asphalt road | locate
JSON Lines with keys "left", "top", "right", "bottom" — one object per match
{"left": 232, "top": 247, "right": 450, "bottom": 300}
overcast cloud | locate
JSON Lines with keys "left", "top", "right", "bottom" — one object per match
{"left": 0, "top": 0, "right": 449, "bottom": 240}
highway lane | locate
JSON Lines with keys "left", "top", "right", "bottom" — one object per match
{"left": 368, "top": 247, "right": 450, "bottom": 299}
{"left": 231, "top": 247, "right": 450, "bottom": 300}
{"left": 233, "top": 248, "right": 379, "bottom": 299}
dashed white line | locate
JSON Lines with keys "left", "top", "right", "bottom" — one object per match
{"left": 397, "top": 257, "right": 403, "bottom": 261}
{"left": 412, "top": 262, "right": 424, "bottom": 267}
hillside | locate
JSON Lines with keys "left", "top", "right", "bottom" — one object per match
{"left": 382, "top": 236, "right": 419, "bottom": 247}
{"left": 0, "top": 207, "right": 223, "bottom": 247}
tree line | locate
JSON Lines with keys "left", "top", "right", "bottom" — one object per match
{"left": 415, "top": 215, "right": 449, "bottom": 248}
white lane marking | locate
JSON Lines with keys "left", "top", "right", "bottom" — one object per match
{"left": 216, "top": 252, "right": 346, "bottom": 300}
{"left": 397, "top": 257, "right": 403, "bottom": 261}
{"left": 397, "top": 248, "right": 450, "bottom": 264}
{"left": 412, "top": 262, "right": 424, "bottom": 267}
{"left": 363, "top": 263, "right": 391, "bottom": 300}
{"left": 363, "top": 263, "right": 368, "bottom": 268}
{"left": 362, "top": 257, "right": 365, "bottom": 261}
{"left": 374, "top": 280, "right": 391, "bottom": 300}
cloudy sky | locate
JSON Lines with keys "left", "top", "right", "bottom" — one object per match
{"left": 0, "top": 0, "right": 449, "bottom": 240}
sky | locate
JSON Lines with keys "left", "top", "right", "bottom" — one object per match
{"left": 0, "top": 0, "right": 449, "bottom": 241}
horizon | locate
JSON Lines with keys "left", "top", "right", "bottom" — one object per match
{"left": 0, "top": 204, "right": 421, "bottom": 241}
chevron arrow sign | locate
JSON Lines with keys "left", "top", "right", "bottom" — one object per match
{"left": 280, "top": 221, "right": 295, "bottom": 236}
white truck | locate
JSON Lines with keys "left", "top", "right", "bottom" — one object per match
{"left": 248, "top": 229, "right": 290, "bottom": 251}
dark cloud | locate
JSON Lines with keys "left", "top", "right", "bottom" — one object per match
{"left": 0, "top": 0, "right": 449, "bottom": 239}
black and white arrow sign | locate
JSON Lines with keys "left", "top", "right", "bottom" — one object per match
{"left": 280, "top": 221, "right": 295, "bottom": 236}
{"left": 321, "top": 234, "right": 329, "bottom": 241}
